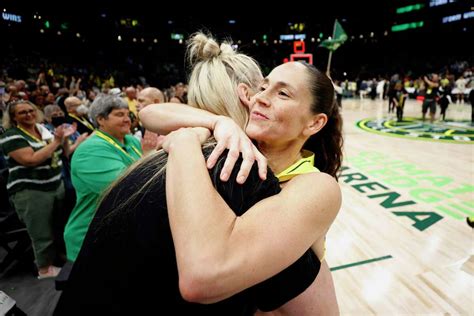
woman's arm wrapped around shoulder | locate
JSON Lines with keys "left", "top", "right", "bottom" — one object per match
{"left": 163, "top": 128, "right": 341, "bottom": 303}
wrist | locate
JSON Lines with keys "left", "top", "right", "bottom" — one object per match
{"left": 211, "top": 115, "right": 227, "bottom": 131}
{"left": 166, "top": 131, "right": 201, "bottom": 154}
{"left": 53, "top": 137, "right": 62, "bottom": 145}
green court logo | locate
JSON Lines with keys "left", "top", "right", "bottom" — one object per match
{"left": 356, "top": 117, "right": 474, "bottom": 143}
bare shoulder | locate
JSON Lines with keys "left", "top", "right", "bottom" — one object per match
{"left": 286, "top": 172, "right": 340, "bottom": 192}
{"left": 282, "top": 172, "right": 342, "bottom": 212}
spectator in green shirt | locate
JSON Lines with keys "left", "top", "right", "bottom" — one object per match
{"left": 64, "top": 95, "right": 142, "bottom": 261}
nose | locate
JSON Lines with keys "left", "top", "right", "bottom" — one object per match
{"left": 254, "top": 90, "right": 270, "bottom": 108}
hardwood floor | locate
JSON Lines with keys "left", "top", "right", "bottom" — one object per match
{"left": 327, "top": 98, "right": 473, "bottom": 315}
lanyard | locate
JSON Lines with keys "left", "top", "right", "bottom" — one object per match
{"left": 17, "top": 126, "right": 47, "bottom": 146}
{"left": 18, "top": 125, "right": 61, "bottom": 168}
{"left": 95, "top": 130, "right": 142, "bottom": 162}
{"left": 69, "top": 113, "right": 95, "bottom": 131}
{"left": 276, "top": 150, "right": 319, "bottom": 183}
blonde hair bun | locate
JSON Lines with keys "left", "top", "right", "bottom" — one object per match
{"left": 187, "top": 32, "right": 234, "bottom": 66}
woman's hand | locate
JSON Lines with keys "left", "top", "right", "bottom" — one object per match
{"left": 76, "top": 132, "right": 89, "bottom": 144}
{"left": 208, "top": 116, "right": 267, "bottom": 184}
{"left": 141, "top": 130, "right": 159, "bottom": 155}
{"left": 62, "top": 123, "right": 78, "bottom": 138}
{"left": 161, "top": 127, "right": 211, "bottom": 153}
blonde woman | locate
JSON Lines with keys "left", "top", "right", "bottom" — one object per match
{"left": 1, "top": 101, "right": 74, "bottom": 279}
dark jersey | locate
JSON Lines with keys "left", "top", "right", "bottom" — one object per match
{"left": 54, "top": 147, "right": 320, "bottom": 315}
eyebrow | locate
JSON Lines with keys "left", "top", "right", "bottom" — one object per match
{"left": 262, "top": 78, "right": 296, "bottom": 94}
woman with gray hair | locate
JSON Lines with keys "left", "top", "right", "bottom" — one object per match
{"left": 63, "top": 94, "right": 142, "bottom": 262}
{"left": 0, "top": 100, "right": 74, "bottom": 279}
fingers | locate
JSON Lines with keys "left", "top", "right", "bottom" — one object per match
{"left": 236, "top": 156, "right": 254, "bottom": 184}
{"left": 207, "top": 142, "right": 225, "bottom": 169}
{"left": 219, "top": 142, "right": 239, "bottom": 182}
{"left": 156, "top": 135, "right": 165, "bottom": 150}
{"left": 235, "top": 140, "right": 255, "bottom": 184}
{"left": 254, "top": 149, "right": 268, "bottom": 180}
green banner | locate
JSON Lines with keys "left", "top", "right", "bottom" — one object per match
{"left": 319, "top": 20, "right": 348, "bottom": 52}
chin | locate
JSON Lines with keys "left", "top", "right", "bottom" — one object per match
{"left": 246, "top": 124, "right": 268, "bottom": 138}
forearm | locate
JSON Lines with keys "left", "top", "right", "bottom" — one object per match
{"left": 68, "top": 141, "right": 79, "bottom": 155}
{"left": 28, "top": 140, "right": 61, "bottom": 166}
{"left": 165, "top": 137, "right": 339, "bottom": 304}
{"left": 139, "top": 103, "right": 218, "bottom": 135}
{"left": 166, "top": 138, "right": 238, "bottom": 301}
{"left": 63, "top": 139, "right": 72, "bottom": 157}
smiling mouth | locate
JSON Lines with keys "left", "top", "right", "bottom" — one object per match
{"left": 252, "top": 111, "right": 269, "bottom": 120}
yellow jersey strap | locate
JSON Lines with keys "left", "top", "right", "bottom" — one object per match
{"left": 95, "top": 130, "right": 142, "bottom": 162}
{"left": 69, "top": 113, "right": 95, "bottom": 131}
{"left": 276, "top": 150, "right": 319, "bottom": 183}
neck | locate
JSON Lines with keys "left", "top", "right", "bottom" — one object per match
{"left": 19, "top": 123, "right": 37, "bottom": 134}
{"left": 99, "top": 128, "right": 124, "bottom": 144}
{"left": 258, "top": 140, "right": 304, "bottom": 174}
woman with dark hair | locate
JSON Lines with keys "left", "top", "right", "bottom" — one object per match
{"left": 55, "top": 34, "right": 341, "bottom": 315}
{"left": 152, "top": 60, "right": 343, "bottom": 314}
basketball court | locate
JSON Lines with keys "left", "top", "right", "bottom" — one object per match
{"left": 328, "top": 98, "right": 473, "bottom": 314}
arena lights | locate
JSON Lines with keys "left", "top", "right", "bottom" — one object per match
{"left": 2, "top": 11, "right": 22, "bottom": 23}
{"left": 171, "top": 33, "right": 183, "bottom": 40}
{"left": 396, "top": 4, "right": 424, "bottom": 14}
{"left": 279, "top": 34, "right": 306, "bottom": 41}
{"left": 429, "top": 0, "right": 456, "bottom": 7}
{"left": 391, "top": 21, "right": 424, "bottom": 32}
{"left": 289, "top": 23, "right": 305, "bottom": 32}
{"left": 463, "top": 11, "right": 474, "bottom": 19}
{"left": 442, "top": 14, "right": 462, "bottom": 23}
{"left": 120, "top": 19, "right": 139, "bottom": 28}
{"left": 442, "top": 11, "right": 474, "bottom": 23}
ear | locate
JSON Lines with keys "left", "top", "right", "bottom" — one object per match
{"left": 237, "top": 83, "right": 252, "bottom": 109}
{"left": 304, "top": 113, "right": 328, "bottom": 137}
{"left": 96, "top": 115, "right": 105, "bottom": 128}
